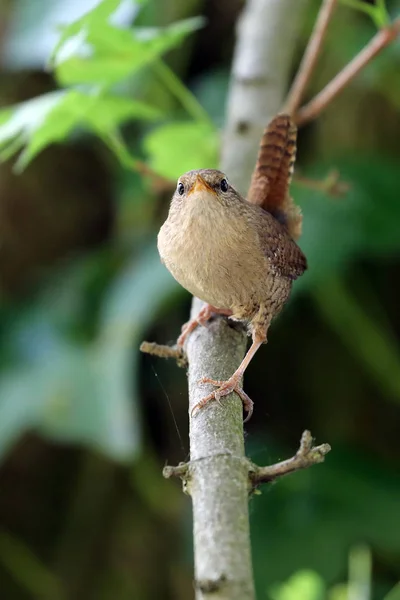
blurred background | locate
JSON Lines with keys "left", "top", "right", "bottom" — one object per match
{"left": 0, "top": 0, "right": 399, "bottom": 598}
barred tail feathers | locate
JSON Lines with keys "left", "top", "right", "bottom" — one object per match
{"left": 247, "top": 113, "right": 303, "bottom": 240}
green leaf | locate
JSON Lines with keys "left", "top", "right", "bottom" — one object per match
{"left": 0, "top": 340, "right": 140, "bottom": 462}
{"left": 339, "top": 0, "right": 389, "bottom": 27}
{"left": 97, "top": 244, "right": 182, "bottom": 426}
{"left": 0, "top": 91, "right": 65, "bottom": 161}
{"left": 0, "top": 243, "right": 182, "bottom": 464}
{"left": 38, "top": 344, "right": 140, "bottom": 460}
{"left": 53, "top": 16, "right": 204, "bottom": 87}
{"left": 270, "top": 570, "right": 325, "bottom": 600}
{"left": 0, "top": 90, "right": 160, "bottom": 169}
{"left": 49, "top": 0, "right": 132, "bottom": 66}
{"left": 144, "top": 121, "right": 219, "bottom": 179}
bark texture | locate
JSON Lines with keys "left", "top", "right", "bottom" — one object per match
{"left": 187, "top": 299, "right": 250, "bottom": 599}
{"left": 222, "top": 0, "right": 309, "bottom": 195}
{"left": 186, "top": 2, "right": 310, "bottom": 599}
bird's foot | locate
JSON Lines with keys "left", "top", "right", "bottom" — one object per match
{"left": 192, "top": 375, "right": 254, "bottom": 423}
{"left": 177, "top": 305, "right": 232, "bottom": 347}
{"left": 177, "top": 318, "right": 200, "bottom": 347}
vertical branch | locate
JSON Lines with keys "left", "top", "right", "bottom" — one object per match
{"left": 222, "top": 0, "right": 309, "bottom": 195}
{"left": 187, "top": 300, "right": 250, "bottom": 600}
{"left": 186, "top": 1, "right": 311, "bottom": 599}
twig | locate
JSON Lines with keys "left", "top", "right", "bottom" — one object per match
{"left": 284, "top": 0, "right": 338, "bottom": 115}
{"left": 163, "top": 462, "right": 189, "bottom": 479}
{"left": 293, "top": 169, "right": 350, "bottom": 197}
{"left": 296, "top": 17, "right": 400, "bottom": 126}
{"left": 250, "top": 430, "right": 331, "bottom": 487}
{"left": 140, "top": 341, "right": 187, "bottom": 368}
{"left": 163, "top": 429, "right": 331, "bottom": 492}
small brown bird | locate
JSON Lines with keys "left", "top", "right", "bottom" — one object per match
{"left": 157, "top": 114, "right": 307, "bottom": 421}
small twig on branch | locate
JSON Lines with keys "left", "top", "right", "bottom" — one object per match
{"left": 295, "top": 17, "right": 400, "bottom": 126}
{"left": 163, "top": 462, "right": 189, "bottom": 479}
{"left": 294, "top": 169, "right": 350, "bottom": 197}
{"left": 284, "top": 0, "right": 338, "bottom": 115}
{"left": 140, "top": 341, "right": 187, "bottom": 368}
{"left": 249, "top": 430, "right": 331, "bottom": 488}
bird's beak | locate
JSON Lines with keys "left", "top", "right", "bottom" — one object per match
{"left": 188, "top": 174, "right": 216, "bottom": 196}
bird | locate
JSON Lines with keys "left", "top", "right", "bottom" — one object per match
{"left": 157, "top": 114, "right": 307, "bottom": 421}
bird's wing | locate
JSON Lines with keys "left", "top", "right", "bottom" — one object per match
{"left": 253, "top": 206, "right": 307, "bottom": 280}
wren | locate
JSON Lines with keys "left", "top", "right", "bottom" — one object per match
{"left": 157, "top": 114, "right": 307, "bottom": 421}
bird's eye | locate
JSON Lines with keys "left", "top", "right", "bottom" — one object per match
{"left": 220, "top": 178, "right": 228, "bottom": 192}
{"left": 177, "top": 182, "right": 185, "bottom": 196}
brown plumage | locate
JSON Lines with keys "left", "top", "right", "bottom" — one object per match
{"left": 157, "top": 114, "right": 306, "bottom": 421}
{"left": 248, "top": 113, "right": 303, "bottom": 240}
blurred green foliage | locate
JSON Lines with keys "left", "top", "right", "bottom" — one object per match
{"left": 0, "top": 0, "right": 209, "bottom": 169}
{"left": 269, "top": 547, "right": 400, "bottom": 600}
{"left": 0, "top": 0, "right": 399, "bottom": 598}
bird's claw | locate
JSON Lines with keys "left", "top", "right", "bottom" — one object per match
{"left": 177, "top": 321, "right": 194, "bottom": 347}
{"left": 177, "top": 309, "right": 211, "bottom": 347}
{"left": 177, "top": 306, "right": 233, "bottom": 347}
{"left": 191, "top": 376, "right": 254, "bottom": 423}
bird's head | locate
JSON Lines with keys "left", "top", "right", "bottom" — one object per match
{"left": 172, "top": 169, "right": 239, "bottom": 207}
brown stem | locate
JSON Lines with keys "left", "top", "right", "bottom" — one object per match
{"left": 163, "top": 462, "right": 189, "bottom": 479}
{"left": 249, "top": 430, "right": 331, "bottom": 487}
{"left": 139, "top": 341, "right": 187, "bottom": 368}
{"left": 293, "top": 169, "right": 350, "bottom": 197}
{"left": 296, "top": 17, "right": 400, "bottom": 126}
{"left": 284, "top": 0, "right": 338, "bottom": 115}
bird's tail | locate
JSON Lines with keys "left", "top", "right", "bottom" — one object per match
{"left": 247, "top": 113, "right": 303, "bottom": 240}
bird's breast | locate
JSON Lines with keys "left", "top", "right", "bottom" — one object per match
{"left": 158, "top": 198, "right": 270, "bottom": 310}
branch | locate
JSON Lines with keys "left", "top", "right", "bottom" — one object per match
{"left": 163, "top": 430, "right": 331, "bottom": 490}
{"left": 186, "top": 2, "right": 312, "bottom": 598}
{"left": 222, "top": 0, "right": 311, "bottom": 195}
{"left": 163, "top": 462, "right": 189, "bottom": 479}
{"left": 296, "top": 17, "right": 400, "bottom": 126}
{"left": 284, "top": 0, "right": 338, "bottom": 115}
{"left": 249, "top": 430, "right": 331, "bottom": 487}
{"left": 140, "top": 341, "right": 187, "bottom": 368}
{"left": 294, "top": 169, "right": 350, "bottom": 197}
{"left": 186, "top": 300, "right": 252, "bottom": 599}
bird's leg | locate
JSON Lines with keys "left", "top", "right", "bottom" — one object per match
{"left": 194, "top": 330, "right": 266, "bottom": 422}
{"left": 177, "top": 304, "right": 233, "bottom": 347}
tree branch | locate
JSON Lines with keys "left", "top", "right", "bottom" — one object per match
{"left": 140, "top": 341, "right": 187, "bottom": 368}
{"left": 296, "top": 16, "right": 400, "bottom": 126}
{"left": 284, "top": 0, "right": 338, "bottom": 115}
{"left": 185, "top": 2, "right": 311, "bottom": 598}
{"left": 222, "top": 0, "right": 310, "bottom": 196}
{"left": 294, "top": 169, "right": 350, "bottom": 197}
{"left": 186, "top": 301, "right": 251, "bottom": 599}
{"left": 162, "top": 430, "right": 331, "bottom": 493}
{"left": 249, "top": 430, "right": 331, "bottom": 487}
{"left": 150, "top": 3, "right": 400, "bottom": 597}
